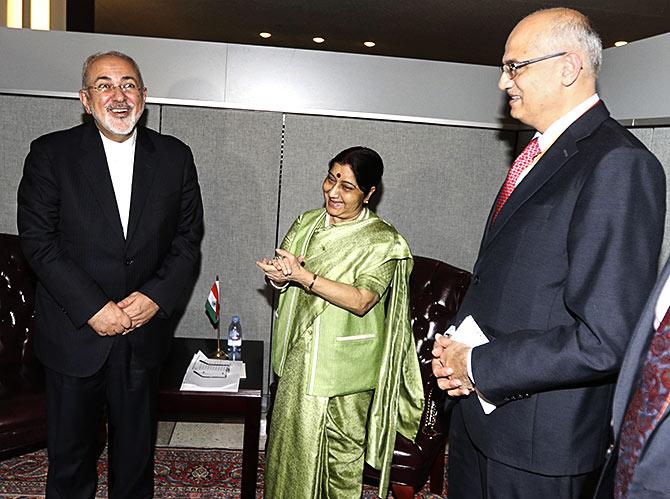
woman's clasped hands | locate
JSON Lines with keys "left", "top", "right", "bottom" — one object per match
{"left": 256, "top": 249, "right": 306, "bottom": 286}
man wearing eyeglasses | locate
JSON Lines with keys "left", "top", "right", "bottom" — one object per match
{"left": 432, "top": 8, "right": 665, "bottom": 498}
{"left": 17, "top": 51, "right": 204, "bottom": 498}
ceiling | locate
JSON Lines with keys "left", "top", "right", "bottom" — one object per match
{"left": 93, "top": 0, "right": 670, "bottom": 66}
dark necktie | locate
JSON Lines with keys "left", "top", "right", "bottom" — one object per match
{"left": 614, "top": 304, "right": 670, "bottom": 498}
{"left": 492, "top": 137, "right": 541, "bottom": 222}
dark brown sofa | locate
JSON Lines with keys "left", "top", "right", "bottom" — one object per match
{"left": 0, "top": 233, "right": 47, "bottom": 460}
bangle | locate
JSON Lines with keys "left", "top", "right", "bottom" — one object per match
{"left": 307, "top": 273, "right": 318, "bottom": 292}
{"left": 269, "top": 280, "right": 289, "bottom": 291}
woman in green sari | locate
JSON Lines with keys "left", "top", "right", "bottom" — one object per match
{"left": 256, "top": 146, "right": 424, "bottom": 498}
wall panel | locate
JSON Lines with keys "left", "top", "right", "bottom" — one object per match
{"left": 159, "top": 106, "right": 283, "bottom": 389}
{"left": 599, "top": 33, "right": 670, "bottom": 122}
{"left": 627, "top": 127, "right": 670, "bottom": 263}
{"left": 280, "top": 114, "right": 516, "bottom": 271}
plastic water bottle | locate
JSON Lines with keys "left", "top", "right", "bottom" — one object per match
{"left": 227, "top": 315, "right": 242, "bottom": 359}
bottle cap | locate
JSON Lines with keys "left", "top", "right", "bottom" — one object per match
{"left": 232, "top": 315, "right": 240, "bottom": 322}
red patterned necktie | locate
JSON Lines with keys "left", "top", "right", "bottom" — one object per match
{"left": 614, "top": 305, "right": 670, "bottom": 498}
{"left": 492, "top": 137, "right": 541, "bottom": 222}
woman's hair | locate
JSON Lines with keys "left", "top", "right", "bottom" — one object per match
{"left": 328, "top": 146, "right": 384, "bottom": 196}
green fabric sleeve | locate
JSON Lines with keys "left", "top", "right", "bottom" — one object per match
{"left": 353, "top": 259, "right": 397, "bottom": 297}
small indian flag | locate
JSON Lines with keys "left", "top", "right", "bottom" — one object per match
{"left": 205, "top": 276, "right": 220, "bottom": 326}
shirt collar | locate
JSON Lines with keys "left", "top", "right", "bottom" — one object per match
{"left": 99, "top": 128, "right": 137, "bottom": 151}
{"left": 536, "top": 93, "right": 600, "bottom": 152}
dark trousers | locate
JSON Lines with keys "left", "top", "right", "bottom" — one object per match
{"left": 448, "top": 406, "right": 598, "bottom": 499}
{"left": 44, "top": 336, "right": 160, "bottom": 499}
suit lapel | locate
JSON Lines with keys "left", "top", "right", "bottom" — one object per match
{"left": 483, "top": 139, "right": 577, "bottom": 247}
{"left": 480, "top": 101, "right": 610, "bottom": 252}
{"left": 125, "top": 128, "right": 157, "bottom": 246}
{"left": 612, "top": 258, "right": 670, "bottom": 438}
{"left": 78, "top": 122, "right": 125, "bottom": 240}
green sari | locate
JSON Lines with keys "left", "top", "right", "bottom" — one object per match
{"left": 266, "top": 208, "right": 424, "bottom": 498}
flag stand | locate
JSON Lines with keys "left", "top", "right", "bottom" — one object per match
{"left": 207, "top": 275, "right": 226, "bottom": 359}
{"left": 213, "top": 319, "right": 225, "bottom": 358}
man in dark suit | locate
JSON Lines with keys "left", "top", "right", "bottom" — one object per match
{"left": 432, "top": 8, "right": 666, "bottom": 498}
{"left": 594, "top": 256, "right": 670, "bottom": 498}
{"left": 17, "top": 51, "right": 204, "bottom": 498}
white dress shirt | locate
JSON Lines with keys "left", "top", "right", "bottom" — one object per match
{"left": 100, "top": 130, "right": 136, "bottom": 238}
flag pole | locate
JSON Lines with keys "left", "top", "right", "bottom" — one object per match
{"left": 214, "top": 275, "right": 224, "bottom": 358}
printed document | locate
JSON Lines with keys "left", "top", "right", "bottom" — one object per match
{"left": 180, "top": 350, "right": 245, "bottom": 392}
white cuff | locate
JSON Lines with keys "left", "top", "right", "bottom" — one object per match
{"left": 469, "top": 348, "right": 497, "bottom": 414}
{"left": 467, "top": 348, "right": 475, "bottom": 383}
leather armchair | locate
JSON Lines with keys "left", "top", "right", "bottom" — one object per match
{"left": 363, "top": 255, "right": 471, "bottom": 497}
{"left": 0, "top": 233, "right": 46, "bottom": 459}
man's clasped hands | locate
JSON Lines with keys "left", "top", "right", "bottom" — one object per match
{"left": 87, "top": 292, "right": 159, "bottom": 336}
{"left": 431, "top": 334, "right": 476, "bottom": 398}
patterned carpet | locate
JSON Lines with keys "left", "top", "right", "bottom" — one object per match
{"left": 0, "top": 447, "right": 446, "bottom": 498}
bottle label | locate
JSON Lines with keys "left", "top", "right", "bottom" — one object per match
{"left": 228, "top": 325, "right": 242, "bottom": 347}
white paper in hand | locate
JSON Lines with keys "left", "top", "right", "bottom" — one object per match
{"left": 449, "top": 315, "right": 489, "bottom": 347}
{"left": 449, "top": 315, "right": 496, "bottom": 414}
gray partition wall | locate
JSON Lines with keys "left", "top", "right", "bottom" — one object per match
{"left": 629, "top": 128, "right": 670, "bottom": 262}
{"left": 159, "top": 106, "right": 283, "bottom": 377}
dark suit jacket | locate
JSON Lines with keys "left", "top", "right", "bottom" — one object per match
{"left": 452, "top": 101, "right": 666, "bottom": 476}
{"left": 17, "top": 121, "right": 204, "bottom": 377}
{"left": 595, "top": 257, "right": 670, "bottom": 498}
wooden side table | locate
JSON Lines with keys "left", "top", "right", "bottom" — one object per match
{"left": 158, "top": 338, "right": 263, "bottom": 498}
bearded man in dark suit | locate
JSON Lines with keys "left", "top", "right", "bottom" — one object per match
{"left": 17, "top": 51, "right": 204, "bottom": 498}
{"left": 432, "top": 8, "right": 666, "bottom": 498}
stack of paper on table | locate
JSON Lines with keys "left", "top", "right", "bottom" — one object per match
{"left": 180, "top": 350, "right": 246, "bottom": 392}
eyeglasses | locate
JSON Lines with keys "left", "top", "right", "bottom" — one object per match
{"left": 500, "top": 52, "right": 567, "bottom": 79}
{"left": 85, "top": 82, "right": 142, "bottom": 95}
